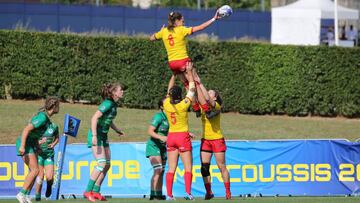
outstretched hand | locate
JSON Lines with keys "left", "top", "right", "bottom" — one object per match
{"left": 213, "top": 9, "right": 221, "bottom": 20}
{"left": 117, "top": 130, "right": 126, "bottom": 137}
{"left": 186, "top": 61, "right": 193, "bottom": 71}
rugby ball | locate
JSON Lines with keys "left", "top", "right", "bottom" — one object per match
{"left": 218, "top": 5, "right": 233, "bottom": 18}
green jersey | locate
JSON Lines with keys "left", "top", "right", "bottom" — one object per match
{"left": 39, "top": 122, "right": 59, "bottom": 155}
{"left": 28, "top": 111, "right": 51, "bottom": 141}
{"left": 97, "top": 99, "right": 117, "bottom": 134}
{"left": 148, "top": 111, "right": 169, "bottom": 146}
{"left": 16, "top": 111, "right": 50, "bottom": 156}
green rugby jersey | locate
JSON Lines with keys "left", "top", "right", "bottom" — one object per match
{"left": 28, "top": 111, "right": 50, "bottom": 141}
{"left": 39, "top": 122, "right": 59, "bottom": 155}
{"left": 97, "top": 98, "right": 118, "bottom": 134}
{"left": 148, "top": 111, "right": 169, "bottom": 146}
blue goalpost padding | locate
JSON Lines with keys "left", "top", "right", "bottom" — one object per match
{"left": 51, "top": 114, "right": 81, "bottom": 200}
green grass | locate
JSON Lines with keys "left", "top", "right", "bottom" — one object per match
{"left": 1, "top": 197, "right": 360, "bottom": 203}
{"left": 0, "top": 99, "right": 360, "bottom": 145}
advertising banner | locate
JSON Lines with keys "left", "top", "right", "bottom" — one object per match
{"left": 1, "top": 140, "right": 359, "bottom": 197}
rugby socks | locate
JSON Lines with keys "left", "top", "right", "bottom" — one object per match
{"left": 93, "top": 185, "right": 100, "bottom": 193}
{"left": 166, "top": 172, "right": 174, "bottom": 197}
{"left": 192, "top": 103, "right": 201, "bottom": 111}
{"left": 35, "top": 193, "right": 41, "bottom": 200}
{"left": 184, "top": 171, "right": 193, "bottom": 195}
{"left": 201, "top": 103, "right": 210, "bottom": 112}
{"left": 85, "top": 179, "right": 96, "bottom": 192}
{"left": 183, "top": 81, "right": 189, "bottom": 90}
{"left": 155, "top": 191, "right": 163, "bottom": 197}
{"left": 205, "top": 183, "right": 212, "bottom": 194}
{"left": 20, "top": 189, "right": 27, "bottom": 195}
{"left": 224, "top": 182, "right": 231, "bottom": 194}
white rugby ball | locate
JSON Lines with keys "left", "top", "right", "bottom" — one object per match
{"left": 218, "top": 5, "right": 233, "bottom": 18}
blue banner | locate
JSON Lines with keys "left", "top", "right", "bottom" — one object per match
{"left": 0, "top": 140, "right": 360, "bottom": 197}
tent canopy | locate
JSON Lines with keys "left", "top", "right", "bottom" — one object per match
{"left": 271, "top": 0, "right": 359, "bottom": 45}
{"left": 272, "top": 0, "right": 359, "bottom": 19}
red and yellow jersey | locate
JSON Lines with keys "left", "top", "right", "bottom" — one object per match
{"left": 163, "top": 97, "right": 192, "bottom": 133}
{"left": 201, "top": 102, "right": 223, "bottom": 140}
{"left": 154, "top": 26, "right": 193, "bottom": 62}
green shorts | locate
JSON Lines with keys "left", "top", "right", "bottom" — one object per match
{"left": 16, "top": 136, "right": 36, "bottom": 156}
{"left": 146, "top": 140, "right": 167, "bottom": 161}
{"left": 38, "top": 153, "right": 54, "bottom": 166}
{"left": 87, "top": 129, "right": 109, "bottom": 148}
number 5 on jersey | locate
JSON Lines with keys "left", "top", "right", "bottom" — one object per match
{"left": 170, "top": 112, "right": 177, "bottom": 124}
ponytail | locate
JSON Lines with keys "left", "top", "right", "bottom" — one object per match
{"left": 39, "top": 96, "right": 60, "bottom": 112}
{"left": 167, "top": 11, "right": 183, "bottom": 31}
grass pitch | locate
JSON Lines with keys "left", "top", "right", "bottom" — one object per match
{"left": 1, "top": 99, "right": 360, "bottom": 145}
{"left": 1, "top": 196, "right": 360, "bottom": 203}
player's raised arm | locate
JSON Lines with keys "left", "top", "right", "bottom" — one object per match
{"left": 192, "top": 10, "right": 220, "bottom": 33}
{"left": 185, "top": 62, "right": 196, "bottom": 101}
{"left": 167, "top": 75, "right": 176, "bottom": 96}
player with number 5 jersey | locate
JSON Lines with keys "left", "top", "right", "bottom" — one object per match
{"left": 163, "top": 62, "right": 197, "bottom": 200}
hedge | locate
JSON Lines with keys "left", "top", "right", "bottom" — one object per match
{"left": 1, "top": 30, "right": 359, "bottom": 117}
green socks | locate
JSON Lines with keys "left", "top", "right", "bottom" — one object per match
{"left": 93, "top": 185, "right": 101, "bottom": 193}
{"left": 155, "top": 191, "right": 163, "bottom": 197}
{"left": 20, "top": 189, "right": 27, "bottom": 195}
{"left": 85, "top": 179, "right": 96, "bottom": 192}
{"left": 150, "top": 190, "right": 163, "bottom": 197}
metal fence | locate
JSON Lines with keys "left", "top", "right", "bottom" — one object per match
{"left": 0, "top": 2, "right": 271, "bottom": 40}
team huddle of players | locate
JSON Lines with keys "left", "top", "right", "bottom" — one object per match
{"left": 15, "top": 9, "right": 230, "bottom": 203}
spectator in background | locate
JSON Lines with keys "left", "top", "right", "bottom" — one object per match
{"left": 340, "top": 25, "right": 347, "bottom": 40}
{"left": 346, "top": 25, "right": 357, "bottom": 46}
{"left": 327, "top": 26, "right": 334, "bottom": 44}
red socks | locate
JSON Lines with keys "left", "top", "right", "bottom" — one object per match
{"left": 192, "top": 103, "right": 200, "bottom": 111}
{"left": 184, "top": 172, "right": 193, "bottom": 195}
{"left": 224, "top": 182, "right": 231, "bottom": 194}
{"left": 166, "top": 172, "right": 174, "bottom": 197}
{"left": 205, "top": 183, "right": 212, "bottom": 194}
{"left": 201, "top": 103, "right": 210, "bottom": 112}
{"left": 167, "top": 171, "right": 193, "bottom": 196}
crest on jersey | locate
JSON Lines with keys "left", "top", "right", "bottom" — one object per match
{"left": 48, "top": 128, "right": 54, "bottom": 134}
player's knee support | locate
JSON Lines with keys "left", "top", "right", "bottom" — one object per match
{"left": 153, "top": 164, "right": 163, "bottom": 174}
{"left": 95, "top": 158, "right": 106, "bottom": 172}
{"left": 95, "top": 165, "right": 104, "bottom": 172}
{"left": 201, "top": 163, "right": 211, "bottom": 177}
{"left": 36, "top": 176, "right": 43, "bottom": 185}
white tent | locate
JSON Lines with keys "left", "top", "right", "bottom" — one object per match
{"left": 271, "top": 0, "right": 359, "bottom": 45}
